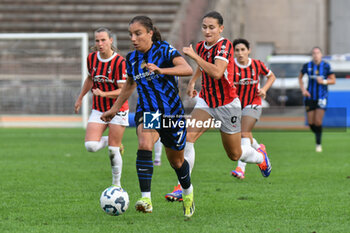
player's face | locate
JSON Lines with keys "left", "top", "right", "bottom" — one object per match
{"left": 201, "top": 17, "right": 224, "bottom": 46}
{"left": 234, "top": 43, "right": 250, "bottom": 64}
{"left": 95, "top": 32, "right": 112, "bottom": 54}
{"left": 312, "top": 48, "right": 322, "bottom": 64}
{"left": 129, "top": 22, "right": 153, "bottom": 53}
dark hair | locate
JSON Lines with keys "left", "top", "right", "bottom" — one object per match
{"left": 129, "top": 15, "right": 162, "bottom": 42}
{"left": 91, "top": 27, "right": 117, "bottom": 52}
{"left": 202, "top": 11, "right": 223, "bottom": 25}
{"left": 233, "top": 38, "right": 250, "bottom": 50}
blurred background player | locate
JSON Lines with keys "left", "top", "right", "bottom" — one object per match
{"left": 74, "top": 27, "right": 129, "bottom": 188}
{"left": 298, "top": 47, "right": 336, "bottom": 152}
{"left": 153, "top": 138, "right": 163, "bottom": 166}
{"left": 101, "top": 16, "right": 195, "bottom": 219}
{"left": 165, "top": 11, "right": 272, "bottom": 202}
{"left": 231, "top": 38, "right": 276, "bottom": 179}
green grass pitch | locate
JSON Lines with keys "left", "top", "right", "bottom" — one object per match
{"left": 0, "top": 127, "right": 349, "bottom": 233}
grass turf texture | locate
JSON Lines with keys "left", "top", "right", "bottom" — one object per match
{"left": 0, "top": 127, "right": 349, "bottom": 233}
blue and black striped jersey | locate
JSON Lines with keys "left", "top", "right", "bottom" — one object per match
{"left": 126, "top": 41, "right": 183, "bottom": 115}
{"left": 301, "top": 61, "right": 334, "bottom": 100}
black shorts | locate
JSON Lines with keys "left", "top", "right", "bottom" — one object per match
{"left": 304, "top": 98, "right": 327, "bottom": 112}
{"left": 134, "top": 111, "right": 187, "bottom": 151}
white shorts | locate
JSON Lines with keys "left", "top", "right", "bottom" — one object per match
{"left": 242, "top": 104, "right": 262, "bottom": 120}
{"left": 88, "top": 109, "right": 129, "bottom": 126}
{"left": 194, "top": 97, "right": 241, "bottom": 134}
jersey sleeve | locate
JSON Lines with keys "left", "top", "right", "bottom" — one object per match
{"left": 325, "top": 62, "right": 334, "bottom": 76}
{"left": 115, "top": 59, "right": 127, "bottom": 84}
{"left": 126, "top": 53, "right": 133, "bottom": 78}
{"left": 165, "top": 43, "right": 181, "bottom": 62}
{"left": 87, "top": 54, "right": 92, "bottom": 76}
{"left": 214, "top": 39, "right": 231, "bottom": 63}
{"left": 300, "top": 63, "right": 308, "bottom": 74}
{"left": 259, "top": 60, "right": 271, "bottom": 76}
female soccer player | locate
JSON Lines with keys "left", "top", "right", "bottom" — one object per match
{"left": 74, "top": 27, "right": 129, "bottom": 188}
{"left": 101, "top": 16, "right": 195, "bottom": 219}
{"left": 298, "top": 47, "right": 336, "bottom": 152}
{"left": 231, "top": 38, "right": 276, "bottom": 179}
{"left": 165, "top": 11, "right": 271, "bottom": 202}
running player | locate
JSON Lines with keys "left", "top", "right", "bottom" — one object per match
{"left": 74, "top": 27, "right": 128, "bottom": 188}
{"left": 165, "top": 11, "right": 272, "bottom": 202}
{"left": 298, "top": 47, "right": 336, "bottom": 152}
{"left": 231, "top": 38, "right": 276, "bottom": 179}
{"left": 101, "top": 16, "right": 195, "bottom": 219}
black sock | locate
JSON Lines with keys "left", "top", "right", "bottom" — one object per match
{"left": 136, "top": 150, "right": 153, "bottom": 192}
{"left": 314, "top": 125, "right": 322, "bottom": 145}
{"left": 175, "top": 159, "right": 191, "bottom": 190}
{"left": 309, "top": 124, "right": 316, "bottom": 133}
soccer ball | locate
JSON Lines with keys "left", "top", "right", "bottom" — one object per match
{"left": 100, "top": 186, "right": 129, "bottom": 216}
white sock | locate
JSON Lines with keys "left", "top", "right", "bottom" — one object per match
{"left": 141, "top": 192, "right": 151, "bottom": 199}
{"left": 184, "top": 142, "right": 195, "bottom": 174}
{"left": 154, "top": 138, "right": 162, "bottom": 161}
{"left": 252, "top": 138, "right": 260, "bottom": 150}
{"left": 109, "top": 146, "right": 122, "bottom": 187}
{"left": 182, "top": 184, "right": 193, "bottom": 196}
{"left": 84, "top": 136, "right": 108, "bottom": 152}
{"left": 239, "top": 144, "right": 264, "bottom": 164}
{"left": 237, "top": 138, "right": 250, "bottom": 171}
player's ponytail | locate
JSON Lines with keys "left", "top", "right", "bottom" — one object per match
{"left": 129, "top": 16, "right": 162, "bottom": 42}
{"left": 151, "top": 26, "right": 162, "bottom": 42}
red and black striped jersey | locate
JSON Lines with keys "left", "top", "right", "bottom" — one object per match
{"left": 196, "top": 38, "right": 237, "bottom": 108}
{"left": 233, "top": 58, "right": 271, "bottom": 108}
{"left": 87, "top": 51, "right": 128, "bottom": 112}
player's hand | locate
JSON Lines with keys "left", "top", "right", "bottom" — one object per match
{"left": 301, "top": 89, "right": 311, "bottom": 97}
{"left": 183, "top": 44, "right": 196, "bottom": 59}
{"left": 100, "top": 109, "right": 116, "bottom": 122}
{"left": 145, "top": 63, "right": 162, "bottom": 74}
{"left": 92, "top": 88, "right": 105, "bottom": 97}
{"left": 74, "top": 98, "right": 82, "bottom": 114}
{"left": 186, "top": 82, "right": 198, "bottom": 98}
{"left": 257, "top": 89, "right": 266, "bottom": 99}
{"left": 316, "top": 76, "right": 324, "bottom": 84}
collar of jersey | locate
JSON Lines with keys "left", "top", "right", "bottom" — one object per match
{"left": 204, "top": 37, "right": 225, "bottom": 50}
{"left": 234, "top": 57, "right": 252, "bottom": 68}
{"left": 97, "top": 51, "right": 117, "bottom": 62}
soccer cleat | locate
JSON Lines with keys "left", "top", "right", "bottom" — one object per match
{"left": 120, "top": 144, "right": 125, "bottom": 156}
{"left": 154, "top": 160, "right": 161, "bottom": 166}
{"left": 165, "top": 184, "right": 183, "bottom": 202}
{"left": 182, "top": 191, "right": 195, "bottom": 220}
{"left": 135, "top": 197, "right": 152, "bottom": 213}
{"left": 231, "top": 167, "right": 245, "bottom": 179}
{"left": 316, "top": 144, "right": 322, "bottom": 152}
{"left": 257, "top": 144, "right": 272, "bottom": 177}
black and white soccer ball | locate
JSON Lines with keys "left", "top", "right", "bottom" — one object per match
{"left": 100, "top": 186, "right": 129, "bottom": 216}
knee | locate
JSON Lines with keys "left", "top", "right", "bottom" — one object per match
{"left": 228, "top": 149, "right": 242, "bottom": 161}
{"left": 85, "top": 141, "right": 99, "bottom": 152}
{"left": 169, "top": 158, "right": 184, "bottom": 169}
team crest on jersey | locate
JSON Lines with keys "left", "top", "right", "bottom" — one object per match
{"left": 207, "top": 52, "right": 210, "bottom": 58}
{"left": 141, "top": 60, "right": 147, "bottom": 69}
{"left": 315, "top": 70, "right": 319, "bottom": 75}
{"left": 108, "top": 66, "right": 111, "bottom": 74}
